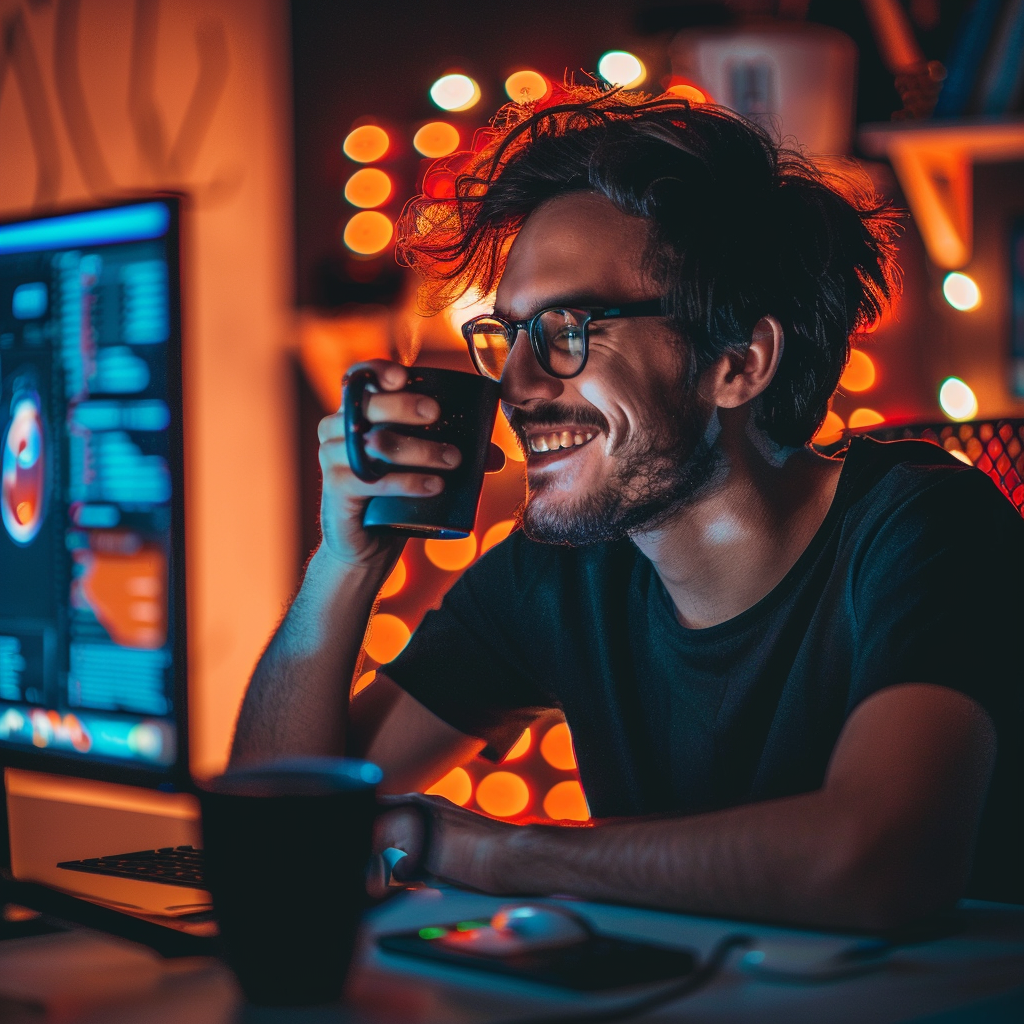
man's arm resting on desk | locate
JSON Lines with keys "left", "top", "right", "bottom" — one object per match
{"left": 375, "top": 683, "right": 996, "bottom": 931}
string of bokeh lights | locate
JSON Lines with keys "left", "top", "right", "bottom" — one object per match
{"left": 336, "top": 52, "right": 995, "bottom": 823}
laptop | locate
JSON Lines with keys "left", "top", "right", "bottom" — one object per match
{"left": 0, "top": 196, "right": 212, "bottom": 924}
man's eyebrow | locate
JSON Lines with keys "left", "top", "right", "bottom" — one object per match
{"left": 493, "top": 295, "right": 616, "bottom": 319}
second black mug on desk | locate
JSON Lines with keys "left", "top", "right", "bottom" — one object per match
{"left": 344, "top": 366, "right": 502, "bottom": 538}
{"left": 199, "top": 757, "right": 382, "bottom": 1006}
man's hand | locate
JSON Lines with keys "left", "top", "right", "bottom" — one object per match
{"left": 368, "top": 793, "right": 519, "bottom": 899}
{"left": 317, "top": 360, "right": 461, "bottom": 571}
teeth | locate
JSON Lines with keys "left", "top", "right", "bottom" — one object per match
{"left": 528, "top": 430, "right": 597, "bottom": 453}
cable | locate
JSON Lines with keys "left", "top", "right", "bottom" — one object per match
{"left": 495, "top": 933, "right": 752, "bottom": 1024}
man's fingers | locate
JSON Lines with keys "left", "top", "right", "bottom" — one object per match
{"left": 319, "top": 445, "right": 445, "bottom": 497}
{"left": 364, "top": 430, "right": 460, "bottom": 470}
{"left": 318, "top": 412, "right": 345, "bottom": 444}
{"left": 343, "top": 360, "right": 409, "bottom": 393}
{"left": 365, "top": 391, "right": 440, "bottom": 426}
{"left": 373, "top": 805, "right": 427, "bottom": 860}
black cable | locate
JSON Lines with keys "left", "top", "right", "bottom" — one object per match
{"left": 495, "top": 933, "right": 752, "bottom": 1024}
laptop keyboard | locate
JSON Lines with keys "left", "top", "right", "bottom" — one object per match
{"left": 57, "top": 845, "right": 207, "bottom": 889}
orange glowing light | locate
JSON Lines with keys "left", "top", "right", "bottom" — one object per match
{"left": 344, "top": 168, "right": 392, "bottom": 209}
{"left": 839, "top": 349, "right": 877, "bottom": 392}
{"left": 504, "top": 70, "right": 549, "bottom": 103}
{"left": 364, "top": 613, "right": 411, "bottom": 664}
{"left": 543, "top": 780, "right": 590, "bottom": 821}
{"left": 492, "top": 413, "right": 525, "bottom": 463}
{"left": 15, "top": 501, "right": 32, "bottom": 524}
{"left": 475, "top": 771, "right": 530, "bottom": 817}
{"left": 540, "top": 722, "right": 577, "bottom": 770}
{"left": 949, "top": 449, "right": 973, "bottom": 465}
{"left": 848, "top": 407, "right": 885, "bottom": 430}
{"left": 424, "top": 532, "right": 477, "bottom": 571}
{"left": 812, "top": 410, "right": 845, "bottom": 446}
{"left": 426, "top": 766, "right": 473, "bottom": 806}
{"left": 343, "top": 211, "right": 394, "bottom": 255}
{"left": 353, "top": 670, "right": 376, "bottom": 695}
{"left": 667, "top": 83, "right": 707, "bottom": 103}
{"left": 413, "top": 121, "right": 460, "bottom": 158}
{"left": 343, "top": 125, "right": 390, "bottom": 163}
{"left": 481, "top": 520, "right": 515, "bottom": 555}
{"left": 379, "top": 558, "right": 407, "bottom": 598}
{"left": 502, "top": 728, "right": 531, "bottom": 762}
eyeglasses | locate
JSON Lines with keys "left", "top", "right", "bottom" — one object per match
{"left": 461, "top": 299, "right": 665, "bottom": 381}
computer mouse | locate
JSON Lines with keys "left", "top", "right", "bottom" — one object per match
{"left": 435, "top": 903, "right": 593, "bottom": 957}
{"left": 492, "top": 905, "right": 594, "bottom": 946}
{"left": 739, "top": 936, "right": 891, "bottom": 982}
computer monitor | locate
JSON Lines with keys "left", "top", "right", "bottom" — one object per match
{"left": 0, "top": 197, "right": 188, "bottom": 790}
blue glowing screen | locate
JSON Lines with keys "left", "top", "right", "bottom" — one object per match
{"left": 0, "top": 200, "right": 179, "bottom": 772}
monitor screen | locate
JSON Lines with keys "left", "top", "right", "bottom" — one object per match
{"left": 0, "top": 198, "right": 187, "bottom": 787}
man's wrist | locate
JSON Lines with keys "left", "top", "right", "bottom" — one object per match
{"left": 497, "top": 821, "right": 567, "bottom": 893}
{"left": 307, "top": 544, "right": 391, "bottom": 594}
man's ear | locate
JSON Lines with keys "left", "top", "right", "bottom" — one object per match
{"left": 704, "top": 315, "right": 784, "bottom": 410}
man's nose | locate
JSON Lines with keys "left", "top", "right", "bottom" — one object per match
{"left": 500, "top": 328, "right": 562, "bottom": 408}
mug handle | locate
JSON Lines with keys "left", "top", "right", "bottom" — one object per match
{"left": 343, "top": 368, "right": 385, "bottom": 482}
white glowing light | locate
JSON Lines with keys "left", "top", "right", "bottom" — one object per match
{"left": 942, "top": 272, "right": 980, "bottom": 311}
{"left": 429, "top": 74, "right": 480, "bottom": 112}
{"left": 938, "top": 377, "right": 978, "bottom": 421}
{"left": 597, "top": 51, "right": 646, "bottom": 89}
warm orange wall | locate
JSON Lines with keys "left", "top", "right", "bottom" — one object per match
{"left": 0, "top": 0, "right": 296, "bottom": 787}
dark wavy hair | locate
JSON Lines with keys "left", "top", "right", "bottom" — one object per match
{"left": 396, "top": 86, "right": 901, "bottom": 446}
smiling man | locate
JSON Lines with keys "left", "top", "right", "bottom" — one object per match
{"left": 233, "top": 91, "right": 1023, "bottom": 928}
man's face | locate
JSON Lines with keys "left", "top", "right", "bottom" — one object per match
{"left": 494, "top": 191, "right": 721, "bottom": 545}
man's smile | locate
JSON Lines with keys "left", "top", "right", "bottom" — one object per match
{"left": 526, "top": 428, "right": 598, "bottom": 456}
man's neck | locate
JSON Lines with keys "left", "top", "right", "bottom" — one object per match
{"left": 632, "top": 424, "right": 843, "bottom": 630}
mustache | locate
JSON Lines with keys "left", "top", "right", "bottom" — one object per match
{"left": 505, "top": 402, "right": 609, "bottom": 442}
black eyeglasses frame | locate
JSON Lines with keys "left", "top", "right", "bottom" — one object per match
{"left": 461, "top": 298, "right": 665, "bottom": 381}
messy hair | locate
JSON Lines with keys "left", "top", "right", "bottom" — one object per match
{"left": 396, "top": 86, "right": 901, "bottom": 446}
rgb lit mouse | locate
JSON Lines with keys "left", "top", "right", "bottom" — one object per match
{"left": 435, "top": 904, "right": 593, "bottom": 957}
{"left": 492, "top": 905, "right": 593, "bottom": 947}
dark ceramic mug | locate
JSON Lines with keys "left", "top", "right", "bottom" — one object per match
{"left": 199, "top": 758, "right": 382, "bottom": 1007}
{"left": 344, "top": 366, "right": 501, "bottom": 539}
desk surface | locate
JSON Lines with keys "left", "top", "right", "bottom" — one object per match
{"left": 0, "top": 887, "right": 1021, "bottom": 1023}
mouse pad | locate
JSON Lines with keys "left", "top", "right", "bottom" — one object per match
{"left": 377, "top": 925, "right": 696, "bottom": 990}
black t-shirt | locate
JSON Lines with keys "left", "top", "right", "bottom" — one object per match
{"left": 385, "top": 438, "right": 1024, "bottom": 904}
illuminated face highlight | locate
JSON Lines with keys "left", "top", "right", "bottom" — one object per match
{"left": 496, "top": 192, "right": 721, "bottom": 545}
{"left": 2, "top": 394, "right": 47, "bottom": 545}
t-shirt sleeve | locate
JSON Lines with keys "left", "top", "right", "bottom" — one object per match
{"left": 381, "top": 534, "right": 557, "bottom": 760}
{"left": 850, "top": 465, "right": 1024, "bottom": 721}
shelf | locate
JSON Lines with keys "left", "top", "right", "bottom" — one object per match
{"left": 858, "top": 118, "right": 1024, "bottom": 269}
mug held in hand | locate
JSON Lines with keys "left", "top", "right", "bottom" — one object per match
{"left": 344, "top": 366, "right": 501, "bottom": 539}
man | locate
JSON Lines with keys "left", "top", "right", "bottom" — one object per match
{"left": 233, "top": 90, "right": 1022, "bottom": 929}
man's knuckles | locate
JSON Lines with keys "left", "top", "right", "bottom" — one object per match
{"left": 373, "top": 804, "right": 426, "bottom": 855}
{"left": 365, "top": 391, "right": 439, "bottom": 425}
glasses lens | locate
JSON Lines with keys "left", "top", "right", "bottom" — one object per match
{"left": 535, "top": 309, "right": 586, "bottom": 376}
{"left": 467, "top": 318, "right": 512, "bottom": 380}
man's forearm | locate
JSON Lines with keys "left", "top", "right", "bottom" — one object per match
{"left": 230, "top": 547, "right": 387, "bottom": 766}
{"left": 490, "top": 789, "right": 940, "bottom": 931}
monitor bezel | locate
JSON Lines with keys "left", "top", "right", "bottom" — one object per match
{"left": 0, "top": 194, "right": 192, "bottom": 792}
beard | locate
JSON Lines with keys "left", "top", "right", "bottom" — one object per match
{"left": 507, "top": 374, "right": 725, "bottom": 546}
